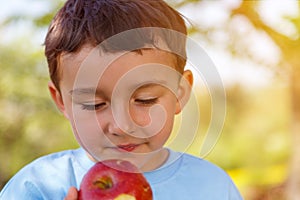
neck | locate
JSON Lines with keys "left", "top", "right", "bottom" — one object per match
{"left": 86, "top": 148, "right": 170, "bottom": 172}
{"left": 138, "top": 148, "right": 170, "bottom": 172}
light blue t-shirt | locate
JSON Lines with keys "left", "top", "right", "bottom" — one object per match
{"left": 0, "top": 148, "right": 243, "bottom": 199}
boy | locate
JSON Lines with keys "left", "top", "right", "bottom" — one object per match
{"left": 0, "top": 0, "right": 242, "bottom": 199}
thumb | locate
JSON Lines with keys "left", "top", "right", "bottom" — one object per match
{"left": 64, "top": 187, "right": 78, "bottom": 200}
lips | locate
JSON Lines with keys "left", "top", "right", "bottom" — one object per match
{"left": 117, "top": 144, "right": 140, "bottom": 152}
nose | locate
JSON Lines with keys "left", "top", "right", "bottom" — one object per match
{"left": 106, "top": 105, "right": 135, "bottom": 137}
{"left": 107, "top": 119, "right": 134, "bottom": 137}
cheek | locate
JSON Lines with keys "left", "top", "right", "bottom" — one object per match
{"left": 130, "top": 102, "right": 176, "bottom": 137}
{"left": 130, "top": 105, "right": 171, "bottom": 129}
{"left": 65, "top": 105, "right": 105, "bottom": 140}
{"left": 154, "top": 100, "right": 177, "bottom": 137}
{"left": 68, "top": 112, "right": 110, "bottom": 154}
{"left": 149, "top": 115, "right": 175, "bottom": 148}
{"left": 130, "top": 97, "right": 178, "bottom": 128}
{"left": 130, "top": 107, "right": 151, "bottom": 127}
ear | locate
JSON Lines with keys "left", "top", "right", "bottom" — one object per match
{"left": 175, "top": 70, "right": 194, "bottom": 114}
{"left": 48, "top": 81, "right": 69, "bottom": 119}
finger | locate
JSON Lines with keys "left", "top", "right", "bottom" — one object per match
{"left": 64, "top": 187, "right": 78, "bottom": 200}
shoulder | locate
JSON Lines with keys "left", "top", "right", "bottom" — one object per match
{"left": 171, "top": 152, "right": 243, "bottom": 199}
{"left": 18, "top": 148, "right": 82, "bottom": 176}
{"left": 162, "top": 150, "right": 231, "bottom": 180}
{"left": 180, "top": 153, "right": 226, "bottom": 175}
{"left": 0, "top": 148, "right": 87, "bottom": 199}
{"left": 147, "top": 150, "right": 243, "bottom": 199}
{"left": 30, "top": 148, "right": 81, "bottom": 167}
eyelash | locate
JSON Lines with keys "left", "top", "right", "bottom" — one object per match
{"left": 135, "top": 98, "right": 158, "bottom": 105}
{"left": 80, "top": 98, "right": 158, "bottom": 110}
{"left": 81, "top": 103, "right": 106, "bottom": 111}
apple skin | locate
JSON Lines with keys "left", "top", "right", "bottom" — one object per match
{"left": 78, "top": 159, "right": 153, "bottom": 200}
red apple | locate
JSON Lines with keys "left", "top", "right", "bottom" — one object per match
{"left": 78, "top": 159, "right": 153, "bottom": 200}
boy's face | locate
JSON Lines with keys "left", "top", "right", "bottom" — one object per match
{"left": 49, "top": 45, "right": 193, "bottom": 171}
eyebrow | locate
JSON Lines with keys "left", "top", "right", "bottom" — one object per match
{"left": 69, "top": 88, "right": 100, "bottom": 96}
{"left": 69, "top": 81, "right": 170, "bottom": 96}
{"left": 135, "top": 82, "right": 165, "bottom": 90}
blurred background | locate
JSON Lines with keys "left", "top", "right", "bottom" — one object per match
{"left": 0, "top": 0, "right": 299, "bottom": 199}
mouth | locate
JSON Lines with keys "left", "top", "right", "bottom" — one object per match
{"left": 116, "top": 143, "right": 141, "bottom": 152}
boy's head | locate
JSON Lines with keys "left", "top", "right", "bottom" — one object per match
{"left": 45, "top": 0, "right": 188, "bottom": 92}
{"left": 45, "top": 0, "right": 193, "bottom": 170}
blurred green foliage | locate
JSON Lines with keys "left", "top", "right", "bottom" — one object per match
{"left": 0, "top": 1, "right": 296, "bottom": 199}
{"left": 207, "top": 85, "right": 290, "bottom": 196}
{"left": 176, "top": 83, "right": 291, "bottom": 199}
{"left": 0, "top": 42, "right": 79, "bottom": 188}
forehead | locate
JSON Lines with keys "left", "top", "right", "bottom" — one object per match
{"left": 60, "top": 45, "right": 176, "bottom": 66}
{"left": 60, "top": 45, "right": 177, "bottom": 79}
{"left": 59, "top": 44, "right": 95, "bottom": 75}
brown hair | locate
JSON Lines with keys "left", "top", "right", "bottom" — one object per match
{"left": 44, "top": 0, "right": 187, "bottom": 91}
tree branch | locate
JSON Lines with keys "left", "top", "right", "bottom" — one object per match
{"left": 231, "top": 0, "right": 297, "bottom": 52}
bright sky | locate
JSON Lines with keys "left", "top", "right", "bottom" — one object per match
{"left": 0, "top": 0, "right": 51, "bottom": 19}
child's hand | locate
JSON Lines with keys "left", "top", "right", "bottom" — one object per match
{"left": 64, "top": 187, "right": 78, "bottom": 200}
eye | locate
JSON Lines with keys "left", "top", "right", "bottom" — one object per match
{"left": 81, "top": 103, "right": 106, "bottom": 111}
{"left": 135, "top": 98, "right": 158, "bottom": 106}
